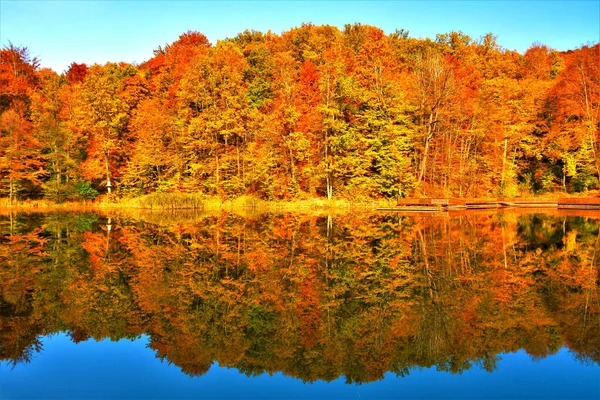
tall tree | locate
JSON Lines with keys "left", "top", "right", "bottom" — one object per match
{"left": 0, "top": 110, "right": 44, "bottom": 203}
{"left": 77, "top": 63, "right": 143, "bottom": 194}
{"left": 177, "top": 41, "right": 249, "bottom": 196}
{"left": 0, "top": 44, "right": 43, "bottom": 203}
{"left": 410, "top": 47, "right": 456, "bottom": 186}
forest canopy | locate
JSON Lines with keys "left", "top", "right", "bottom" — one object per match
{"left": 1, "top": 25, "right": 599, "bottom": 202}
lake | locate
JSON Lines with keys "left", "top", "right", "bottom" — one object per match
{"left": 0, "top": 209, "right": 598, "bottom": 399}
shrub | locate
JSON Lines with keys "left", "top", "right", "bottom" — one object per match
{"left": 75, "top": 182, "right": 99, "bottom": 200}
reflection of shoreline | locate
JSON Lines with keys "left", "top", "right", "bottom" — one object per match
{"left": 4, "top": 336, "right": 598, "bottom": 399}
{"left": 4, "top": 206, "right": 600, "bottom": 225}
{"left": 0, "top": 211, "right": 598, "bottom": 383}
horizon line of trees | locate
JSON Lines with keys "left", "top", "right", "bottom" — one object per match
{"left": 1, "top": 24, "right": 599, "bottom": 202}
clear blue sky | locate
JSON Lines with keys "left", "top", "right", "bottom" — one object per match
{"left": 1, "top": 0, "right": 599, "bottom": 73}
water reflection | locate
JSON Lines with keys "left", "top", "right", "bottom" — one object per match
{"left": 0, "top": 210, "right": 598, "bottom": 384}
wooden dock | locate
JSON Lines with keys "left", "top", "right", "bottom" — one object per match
{"left": 378, "top": 198, "right": 467, "bottom": 212}
{"left": 465, "top": 198, "right": 500, "bottom": 209}
{"left": 377, "top": 206, "right": 443, "bottom": 212}
{"left": 377, "top": 197, "right": 600, "bottom": 212}
{"left": 498, "top": 198, "right": 558, "bottom": 207}
{"left": 558, "top": 198, "right": 600, "bottom": 209}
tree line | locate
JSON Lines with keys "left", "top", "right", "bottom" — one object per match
{"left": 1, "top": 24, "right": 599, "bottom": 202}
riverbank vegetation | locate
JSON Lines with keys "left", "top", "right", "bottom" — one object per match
{"left": 1, "top": 24, "right": 598, "bottom": 205}
{"left": 0, "top": 193, "right": 391, "bottom": 212}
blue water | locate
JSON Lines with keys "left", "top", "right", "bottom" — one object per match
{"left": 1, "top": 333, "right": 598, "bottom": 399}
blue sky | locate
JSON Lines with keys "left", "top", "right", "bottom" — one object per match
{"left": 1, "top": 0, "right": 599, "bottom": 73}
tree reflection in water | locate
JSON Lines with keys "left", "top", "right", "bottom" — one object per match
{"left": 0, "top": 210, "right": 598, "bottom": 383}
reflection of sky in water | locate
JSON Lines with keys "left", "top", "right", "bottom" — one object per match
{"left": 1, "top": 333, "right": 598, "bottom": 399}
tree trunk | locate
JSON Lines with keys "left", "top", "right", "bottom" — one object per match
{"left": 104, "top": 151, "right": 112, "bottom": 194}
{"left": 325, "top": 74, "right": 334, "bottom": 200}
{"left": 418, "top": 111, "right": 436, "bottom": 184}
{"left": 215, "top": 153, "right": 220, "bottom": 193}
{"left": 281, "top": 132, "right": 295, "bottom": 182}
{"left": 500, "top": 138, "right": 507, "bottom": 194}
{"left": 236, "top": 142, "right": 241, "bottom": 181}
{"left": 9, "top": 173, "right": 14, "bottom": 206}
{"left": 325, "top": 141, "right": 332, "bottom": 200}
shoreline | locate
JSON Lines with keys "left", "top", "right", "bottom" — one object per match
{"left": 3, "top": 195, "right": 600, "bottom": 213}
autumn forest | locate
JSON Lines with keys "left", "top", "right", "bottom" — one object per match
{"left": 1, "top": 24, "right": 599, "bottom": 203}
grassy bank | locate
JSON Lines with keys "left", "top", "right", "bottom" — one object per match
{"left": 0, "top": 193, "right": 393, "bottom": 213}
{"left": 0, "top": 198, "right": 97, "bottom": 210}
{"left": 2, "top": 191, "right": 599, "bottom": 213}
{"left": 112, "top": 193, "right": 394, "bottom": 212}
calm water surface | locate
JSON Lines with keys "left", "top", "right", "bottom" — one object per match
{"left": 0, "top": 210, "right": 598, "bottom": 399}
